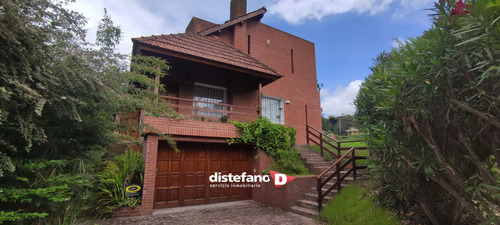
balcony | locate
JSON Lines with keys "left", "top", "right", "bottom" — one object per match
{"left": 159, "top": 95, "right": 259, "bottom": 123}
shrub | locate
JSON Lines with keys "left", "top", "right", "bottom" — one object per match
{"left": 355, "top": 0, "right": 500, "bottom": 224}
{"left": 231, "top": 118, "right": 309, "bottom": 175}
{"left": 90, "top": 149, "right": 144, "bottom": 218}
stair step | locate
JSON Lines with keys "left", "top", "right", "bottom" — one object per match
{"left": 311, "top": 184, "right": 348, "bottom": 193}
{"left": 302, "top": 156, "right": 324, "bottom": 160}
{"left": 306, "top": 162, "right": 331, "bottom": 167}
{"left": 289, "top": 206, "right": 319, "bottom": 218}
{"left": 297, "top": 199, "right": 319, "bottom": 210}
{"left": 304, "top": 193, "right": 333, "bottom": 202}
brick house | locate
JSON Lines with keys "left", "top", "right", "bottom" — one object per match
{"left": 128, "top": 0, "right": 322, "bottom": 216}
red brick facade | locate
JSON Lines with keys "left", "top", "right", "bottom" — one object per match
{"left": 218, "top": 16, "right": 322, "bottom": 145}
{"left": 121, "top": 2, "right": 322, "bottom": 217}
{"left": 140, "top": 134, "right": 160, "bottom": 215}
{"left": 142, "top": 116, "right": 241, "bottom": 139}
{"left": 252, "top": 175, "right": 317, "bottom": 209}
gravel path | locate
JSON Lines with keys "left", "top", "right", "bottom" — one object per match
{"left": 83, "top": 201, "right": 320, "bottom": 225}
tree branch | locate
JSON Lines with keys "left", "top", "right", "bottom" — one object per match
{"left": 450, "top": 98, "right": 500, "bottom": 129}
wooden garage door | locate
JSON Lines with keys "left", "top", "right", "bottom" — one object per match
{"left": 154, "top": 141, "right": 252, "bottom": 209}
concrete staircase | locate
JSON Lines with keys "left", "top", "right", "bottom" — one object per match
{"left": 289, "top": 146, "right": 357, "bottom": 218}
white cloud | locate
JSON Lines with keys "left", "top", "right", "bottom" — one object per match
{"left": 66, "top": 0, "right": 233, "bottom": 55}
{"left": 392, "top": 0, "right": 435, "bottom": 21}
{"left": 321, "top": 80, "right": 363, "bottom": 116}
{"left": 268, "top": 0, "right": 435, "bottom": 24}
{"left": 269, "top": 0, "right": 395, "bottom": 24}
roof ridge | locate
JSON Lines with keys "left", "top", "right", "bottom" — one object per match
{"left": 198, "top": 7, "right": 267, "bottom": 36}
{"left": 225, "top": 7, "right": 267, "bottom": 23}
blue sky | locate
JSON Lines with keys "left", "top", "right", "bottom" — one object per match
{"left": 68, "top": 0, "right": 436, "bottom": 116}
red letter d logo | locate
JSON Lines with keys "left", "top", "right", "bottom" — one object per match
{"left": 269, "top": 170, "right": 296, "bottom": 188}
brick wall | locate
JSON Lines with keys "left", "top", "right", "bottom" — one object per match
{"left": 253, "top": 175, "right": 317, "bottom": 209}
{"left": 218, "top": 20, "right": 323, "bottom": 145}
{"left": 142, "top": 116, "right": 241, "bottom": 138}
{"left": 112, "top": 205, "right": 143, "bottom": 218}
{"left": 251, "top": 149, "right": 274, "bottom": 174}
{"left": 250, "top": 149, "right": 316, "bottom": 210}
{"left": 139, "top": 134, "right": 160, "bottom": 215}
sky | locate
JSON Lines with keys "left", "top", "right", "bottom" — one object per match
{"left": 67, "top": 0, "right": 436, "bottom": 116}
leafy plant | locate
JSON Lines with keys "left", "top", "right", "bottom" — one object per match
{"left": 220, "top": 115, "right": 229, "bottom": 123}
{"left": 91, "top": 149, "right": 144, "bottom": 218}
{"left": 0, "top": 1, "right": 175, "bottom": 223}
{"left": 231, "top": 118, "right": 309, "bottom": 175}
{"left": 355, "top": 0, "right": 500, "bottom": 224}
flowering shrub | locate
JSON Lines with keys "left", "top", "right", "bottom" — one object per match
{"left": 355, "top": 0, "right": 500, "bottom": 224}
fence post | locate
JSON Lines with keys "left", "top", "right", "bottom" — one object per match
{"left": 319, "top": 132, "right": 323, "bottom": 157}
{"left": 306, "top": 126, "right": 310, "bottom": 146}
{"left": 352, "top": 148, "right": 357, "bottom": 181}
{"left": 336, "top": 163, "right": 341, "bottom": 193}
{"left": 317, "top": 178, "right": 322, "bottom": 212}
{"left": 336, "top": 141, "right": 341, "bottom": 158}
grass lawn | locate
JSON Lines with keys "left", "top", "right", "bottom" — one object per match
{"left": 318, "top": 182, "right": 400, "bottom": 225}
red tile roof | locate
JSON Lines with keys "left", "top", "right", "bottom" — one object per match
{"left": 132, "top": 33, "right": 281, "bottom": 78}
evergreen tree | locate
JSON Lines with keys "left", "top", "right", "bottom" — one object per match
{"left": 0, "top": 1, "right": 173, "bottom": 223}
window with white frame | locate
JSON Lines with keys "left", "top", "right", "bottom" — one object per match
{"left": 262, "top": 96, "right": 284, "bottom": 124}
{"left": 193, "top": 83, "right": 227, "bottom": 118}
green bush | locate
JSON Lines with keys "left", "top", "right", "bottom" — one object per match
{"left": 319, "top": 183, "right": 399, "bottom": 225}
{"left": 90, "top": 149, "right": 144, "bottom": 218}
{"left": 231, "top": 118, "right": 309, "bottom": 175}
{"left": 355, "top": 0, "right": 500, "bottom": 224}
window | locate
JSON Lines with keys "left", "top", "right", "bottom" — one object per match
{"left": 290, "top": 49, "right": 294, "bottom": 74}
{"left": 193, "top": 83, "right": 227, "bottom": 118}
{"left": 247, "top": 35, "right": 251, "bottom": 54}
{"left": 262, "top": 96, "right": 284, "bottom": 124}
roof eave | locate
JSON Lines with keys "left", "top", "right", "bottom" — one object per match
{"left": 134, "top": 43, "right": 281, "bottom": 85}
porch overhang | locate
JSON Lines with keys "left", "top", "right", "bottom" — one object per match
{"left": 132, "top": 33, "right": 282, "bottom": 86}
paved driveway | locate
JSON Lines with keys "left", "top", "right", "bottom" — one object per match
{"left": 85, "top": 201, "right": 320, "bottom": 225}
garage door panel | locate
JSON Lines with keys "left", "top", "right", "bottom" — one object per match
{"left": 170, "top": 160, "right": 181, "bottom": 172}
{"left": 196, "top": 187, "right": 205, "bottom": 198}
{"left": 156, "top": 189, "right": 167, "bottom": 202}
{"left": 157, "top": 161, "right": 168, "bottom": 172}
{"left": 172, "top": 151, "right": 181, "bottom": 158}
{"left": 196, "top": 173, "right": 205, "bottom": 184}
{"left": 157, "top": 175, "right": 168, "bottom": 187}
{"left": 169, "top": 189, "right": 180, "bottom": 201}
{"left": 185, "top": 150, "right": 197, "bottom": 158}
{"left": 164, "top": 174, "right": 177, "bottom": 186}
{"left": 210, "top": 161, "right": 219, "bottom": 172}
{"left": 197, "top": 150, "right": 206, "bottom": 157}
{"left": 184, "top": 187, "right": 195, "bottom": 199}
{"left": 220, "top": 160, "right": 229, "bottom": 171}
{"left": 184, "top": 160, "right": 195, "bottom": 171}
{"left": 184, "top": 173, "right": 195, "bottom": 185}
{"left": 155, "top": 142, "right": 252, "bottom": 209}
{"left": 197, "top": 161, "right": 206, "bottom": 171}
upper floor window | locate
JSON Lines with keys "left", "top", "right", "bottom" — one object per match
{"left": 262, "top": 96, "right": 284, "bottom": 125}
{"left": 193, "top": 83, "right": 227, "bottom": 118}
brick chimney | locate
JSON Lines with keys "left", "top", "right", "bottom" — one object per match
{"left": 230, "top": 0, "right": 247, "bottom": 20}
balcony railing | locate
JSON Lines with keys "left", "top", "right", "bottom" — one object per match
{"left": 159, "top": 95, "right": 259, "bottom": 122}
